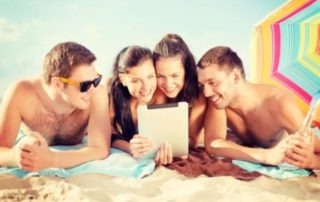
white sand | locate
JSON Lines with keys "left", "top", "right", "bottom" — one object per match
{"left": 0, "top": 167, "right": 319, "bottom": 202}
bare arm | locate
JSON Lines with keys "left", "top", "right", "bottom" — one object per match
{"left": 0, "top": 82, "right": 25, "bottom": 167}
{"left": 280, "top": 94, "right": 320, "bottom": 169}
{"left": 50, "top": 85, "right": 111, "bottom": 168}
{"left": 204, "top": 103, "right": 264, "bottom": 162}
{"left": 204, "top": 102, "right": 284, "bottom": 164}
{"left": 285, "top": 130, "right": 320, "bottom": 169}
{"left": 203, "top": 101, "right": 227, "bottom": 152}
{"left": 21, "top": 85, "right": 112, "bottom": 171}
{"left": 112, "top": 138, "right": 131, "bottom": 154}
{"left": 188, "top": 94, "right": 207, "bottom": 147}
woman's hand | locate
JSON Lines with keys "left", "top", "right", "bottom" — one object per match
{"left": 129, "top": 134, "right": 153, "bottom": 158}
{"left": 155, "top": 142, "right": 173, "bottom": 166}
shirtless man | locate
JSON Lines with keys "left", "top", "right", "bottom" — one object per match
{"left": 197, "top": 46, "right": 305, "bottom": 165}
{"left": 0, "top": 42, "right": 111, "bottom": 171}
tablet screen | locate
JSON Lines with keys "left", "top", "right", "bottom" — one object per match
{"left": 137, "top": 102, "right": 189, "bottom": 158}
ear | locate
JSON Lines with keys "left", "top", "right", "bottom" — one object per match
{"left": 118, "top": 74, "right": 127, "bottom": 87}
{"left": 51, "top": 77, "right": 64, "bottom": 91}
{"left": 232, "top": 69, "right": 241, "bottom": 84}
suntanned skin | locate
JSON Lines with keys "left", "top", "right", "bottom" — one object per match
{"left": 198, "top": 64, "right": 305, "bottom": 165}
{"left": 0, "top": 64, "right": 111, "bottom": 171}
{"left": 109, "top": 58, "right": 173, "bottom": 165}
{"left": 284, "top": 101, "right": 320, "bottom": 169}
{"left": 18, "top": 80, "right": 89, "bottom": 146}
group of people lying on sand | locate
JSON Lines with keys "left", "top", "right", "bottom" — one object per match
{"left": 0, "top": 33, "right": 319, "bottom": 173}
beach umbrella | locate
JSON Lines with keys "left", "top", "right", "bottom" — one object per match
{"left": 252, "top": 0, "right": 320, "bottom": 114}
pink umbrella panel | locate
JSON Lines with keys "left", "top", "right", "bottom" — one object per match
{"left": 252, "top": 0, "right": 320, "bottom": 114}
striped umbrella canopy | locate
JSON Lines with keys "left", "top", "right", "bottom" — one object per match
{"left": 252, "top": 0, "right": 320, "bottom": 114}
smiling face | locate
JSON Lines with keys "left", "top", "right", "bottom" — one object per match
{"left": 120, "top": 58, "right": 157, "bottom": 104}
{"left": 58, "top": 63, "right": 100, "bottom": 110}
{"left": 198, "top": 64, "right": 237, "bottom": 109}
{"left": 155, "top": 55, "right": 185, "bottom": 99}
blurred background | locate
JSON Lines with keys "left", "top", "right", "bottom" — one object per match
{"left": 0, "top": 0, "right": 286, "bottom": 98}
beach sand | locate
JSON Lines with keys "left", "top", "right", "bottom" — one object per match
{"left": 1, "top": 167, "right": 319, "bottom": 202}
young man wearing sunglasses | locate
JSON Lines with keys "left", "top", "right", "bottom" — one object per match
{"left": 0, "top": 42, "right": 111, "bottom": 171}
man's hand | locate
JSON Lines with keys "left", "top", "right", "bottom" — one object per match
{"left": 129, "top": 134, "right": 154, "bottom": 158}
{"left": 284, "top": 129, "right": 317, "bottom": 169}
{"left": 264, "top": 135, "right": 294, "bottom": 165}
{"left": 155, "top": 142, "right": 173, "bottom": 165}
{"left": 18, "top": 132, "right": 54, "bottom": 171}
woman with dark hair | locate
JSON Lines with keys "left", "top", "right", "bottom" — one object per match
{"left": 152, "top": 34, "right": 207, "bottom": 147}
{"left": 108, "top": 45, "right": 173, "bottom": 165}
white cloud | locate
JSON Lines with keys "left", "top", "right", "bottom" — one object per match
{"left": 67, "top": 3, "right": 80, "bottom": 13}
{"left": 0, "top": 18, "right": 42, "bottom": 43}
{"left": 0, "top": 17, "right": 21, "bottom": 42}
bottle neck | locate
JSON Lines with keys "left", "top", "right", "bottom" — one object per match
{"left": 297, "top": 106, "right": 315, "bottom": 136}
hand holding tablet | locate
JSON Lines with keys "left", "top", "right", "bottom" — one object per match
{"left": 137, "top": 102, "right": 189, "bottom": 159}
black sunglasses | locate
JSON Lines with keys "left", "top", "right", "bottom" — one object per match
{"left": 58, "top": 74, "right": 102, "bottom": 93}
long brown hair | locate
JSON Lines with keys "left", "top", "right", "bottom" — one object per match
{"left": 110, "top": 46, "right": 153, "bottom": 140}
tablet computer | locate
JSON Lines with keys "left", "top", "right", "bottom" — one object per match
{"left": 137, "top": 102, "right": 189, "bottom": 158}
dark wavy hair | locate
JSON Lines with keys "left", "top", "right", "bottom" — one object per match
{"left": 110, "top": 46, "right": 153, "bottom": 140}
{"left": 153, "top": 34, "right": 199, "bottom": 104}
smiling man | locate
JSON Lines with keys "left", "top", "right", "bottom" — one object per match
{"left": 0, "top": 42, "right": 111, "bottom": 171}
{"left": 197, "top": 46, "right": 305, "bottom": 165}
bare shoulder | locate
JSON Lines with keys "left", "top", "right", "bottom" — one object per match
{"left": 2, "top": 78, "right": 39, "bottom": 107}
{"left": 274, "top": 88, "right": 303, "bottom": 118}
{"left": 0, "top": 80, "right": 28, "bottom": 146}
{"left": 254, "top": 84, "right": 292, "bottom": 104}
{"left": 262, "top": 85, "right": 304, "bottom": 132}
{"left": 0, "top": 78, "right": 40, "bottom": 144}
{"left": 5, "top": 79, "right": 36, "bottom": 95}
{"left": 264, "top": 85, "right": 296, "bottom": 108}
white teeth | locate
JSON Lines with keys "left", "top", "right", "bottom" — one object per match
{"left": 165, "top": 88, "right": 176, "bottom": 93}
{"left": 211, "top": 96, "right": 219, "bottom": 102}
{"left": 140, "top": 91, "right": 150, "bottom": 97}
{"left": 82, "top": 97, "right": 90, "bottom": 102}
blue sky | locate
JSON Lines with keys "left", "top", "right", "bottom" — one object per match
{"left": 0, "top": 0, "right": 286, "bottom": 97}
